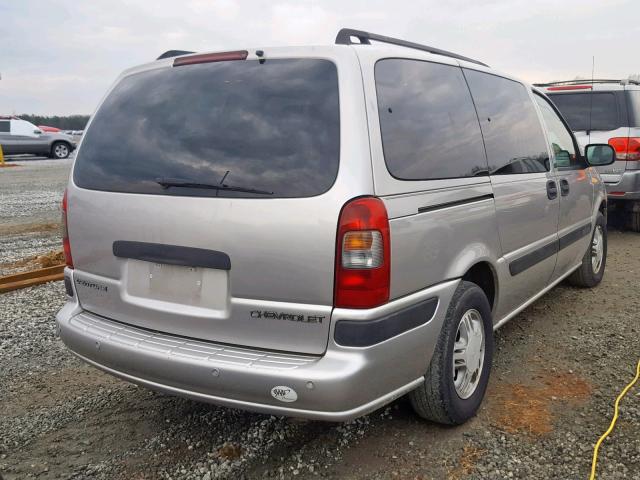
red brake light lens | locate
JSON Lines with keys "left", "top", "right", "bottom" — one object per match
{"left": 334, "top": 197, "right": 390, "bottom": 309}
{"left": 173, "top": 50, "right": 248, "bottom": 67}
{"left": 61, "top": 189, "right": 73, "bottom": 268}
{"left": 609, "top": 137, "right": 640, "bottom": 161}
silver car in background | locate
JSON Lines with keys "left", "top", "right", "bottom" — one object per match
{"left": 537, "top": 79, "right": 640, "bottom": 231}
{"left": 0, "top": 116, "right": 76, "bottom": 158}
{"left": 56, "top": 29, "right": 616, "bottom": 424}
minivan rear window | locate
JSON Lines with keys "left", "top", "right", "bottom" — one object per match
{"left": 548, "top": 92, "right": 619, "bottom": 132}
{"left": 74, "top": 59, "right": 340, "bottom": 198}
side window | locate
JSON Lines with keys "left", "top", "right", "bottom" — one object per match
{"left": 375, "top": 59, "right": 488, "bottom": 180}
{"left": 11, "top": 120, "right": 36, "bottom": 136}
{"left": 464, "top": 69, "right": 549, "bottom": 175}
{"left": 534, "top": 94, "right": 580, "bottom": 169}
{"left": 0, "top": 121, "right": 9, "bottom": 133}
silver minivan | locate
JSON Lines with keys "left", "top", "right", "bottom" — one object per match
{"left": 56, "top": 29, "right": 616, "bottom": 424}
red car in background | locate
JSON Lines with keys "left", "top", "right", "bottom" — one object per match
{"left": 39, "top": 125, "right": 61, "bottom": 133}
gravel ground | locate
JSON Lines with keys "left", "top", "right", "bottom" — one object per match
{"left": 0, "top": 158, "right": 71, "bottom": 274}
{"left": 0, "top": 157, "right": 71, "bottom": 228}
{"left": 0, "top": 230, "right": 638, "bottom": 480}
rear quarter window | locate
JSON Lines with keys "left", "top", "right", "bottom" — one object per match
{"left": 74, "top": 58, "right": 340, "bottom": 198}
{"left": 548, "top": 92, "right": 619, "bottom": 131}
{"left": 374, "top": 59, "right": 488, "bottom": 180}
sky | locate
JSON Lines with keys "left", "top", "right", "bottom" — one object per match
{"left": 0, "top": 0, "right": 638, "bottom": 115}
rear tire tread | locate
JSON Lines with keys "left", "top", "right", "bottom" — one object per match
{"left": 629, "top": 211, "right": 640, "bottom": 233}
{"left": 409, "top": 281, "right": 492, "bottom": 425}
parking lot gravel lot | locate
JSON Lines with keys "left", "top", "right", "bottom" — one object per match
{"left": 1, "top": 159, "right": 639, "bottom": 479}
{"left": 0, "top": 158, "right": 72, "bottom": 275}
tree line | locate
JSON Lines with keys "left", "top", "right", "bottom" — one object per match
{"left": 17, "top": 114, "right": 90, "bottom": 130}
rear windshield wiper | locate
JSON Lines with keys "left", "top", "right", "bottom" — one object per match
{"left": 155, "top": 178, "right": 274, "bottom": 195}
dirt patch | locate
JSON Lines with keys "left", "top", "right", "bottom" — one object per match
{"left": 0, "top": 249, "right": 64, "bottom": 274}
{"left": 447, "top": 445, "right": 486, "bottom": 480}
{"left": 0, "top": 221, "right": 60, "bottom": 236}
{"left": 489, "top": 371, "right": 592, "bottom": 435}
{"left": 218, "top": 442, "right": 243, "bottom": 460}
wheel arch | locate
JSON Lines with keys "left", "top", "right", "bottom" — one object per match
{"left": 461, "top": 261, "right": 498, "bottom": 312}
{"left": 51, "top": 139, "right": 72, "bottom": 149}
{"left": 593, "top": 184, "right": 607, "bottom": 224}
{"left": 597, "top": 198, "right": 607, "bottom": 221}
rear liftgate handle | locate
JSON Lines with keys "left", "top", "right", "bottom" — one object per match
{"left": 547, "top": 180, "right": 558, "bottom": 200}
{"left": 560, "top": 178, "right": 570, "bottom": 196}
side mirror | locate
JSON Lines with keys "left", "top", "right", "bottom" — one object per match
{"left": 585, "top": 144, "right": 616, "bottom": 166}
{"left": 34, "top": 129, "right": 43, "bottom": 135}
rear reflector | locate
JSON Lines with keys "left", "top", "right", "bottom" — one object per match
{"left": 609, "top": 192, "right": 625, "bottom": 196}
{"left": 547, "top": 85, "right": 593, "bottom": 91}
{"left": 173, "top": 50, "right": 248, "bottom": 67}
{"left": 61, "top": 189, "right": 73, "bottom": 268}
{"left": 334, "top": 197, "right": 390, "bottom": 309}
{"left": 609, "top": 137, "right": 640, "bottom": 161}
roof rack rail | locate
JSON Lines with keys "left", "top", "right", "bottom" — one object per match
{"left": 335, "top": 28, "right": 489, "bottom": 68}
{"left": 534, "top": 79, "right": 639, "bottom": 87}
{"left": 157, "top": 50, "right": 195, "bottom": 60}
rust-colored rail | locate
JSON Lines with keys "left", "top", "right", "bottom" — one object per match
{"left": 0, "top": 264, "right": 65, "bottom": 293}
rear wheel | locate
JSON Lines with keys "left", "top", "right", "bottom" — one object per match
{"left": 50, "top": 142, "right": 70, "bottom": 159}
{"left": 409, "top": 281, "right": 493, "bottom": 425}
{"left": 568, "top": 212, "right": 607, "bottom": 287}
{"left": 627, "top": 202, "right": 640, "bottom": 232}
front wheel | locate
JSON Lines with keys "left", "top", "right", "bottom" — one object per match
{"left": 409, "top": 281, "right": 493, "bottom": 425}
{"left": 50, "top": 142, "right": 70, "bottom": 159}
{"left": 568, "top": 212, "right": 607, "bottom": 288}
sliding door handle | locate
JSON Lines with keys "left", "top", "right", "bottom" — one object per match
{"left": 546, "top": 180, "right": 558, "bottom": 200}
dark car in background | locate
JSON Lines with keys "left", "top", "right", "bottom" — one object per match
{"left": 0, "top": 116, "right": 76, "bottom": 159}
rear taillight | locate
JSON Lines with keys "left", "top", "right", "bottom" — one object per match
{"left": 609, "top": 137, "right": 640, "bottom": 161}
{"left": 61, "top": 189, "right": 73, "bottom": 268}
{"left": 334, "top": 197, "right": 390, "bottom": 309}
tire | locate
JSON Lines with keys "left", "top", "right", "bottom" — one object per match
{"left": 409, "top": 281, "right": 493, "bottom": 425}
{"left": 627, "top": 204, "right": 640, "bottom": 233}
{"left": 568, "top": 212, "right": 607, "bottom": 288}
{"left": 50, "top": 141, "right": 70, "bottom": 159}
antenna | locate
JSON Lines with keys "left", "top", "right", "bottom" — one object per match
{"left": 588, "top": 56, "right": 595, "bottom": 138}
